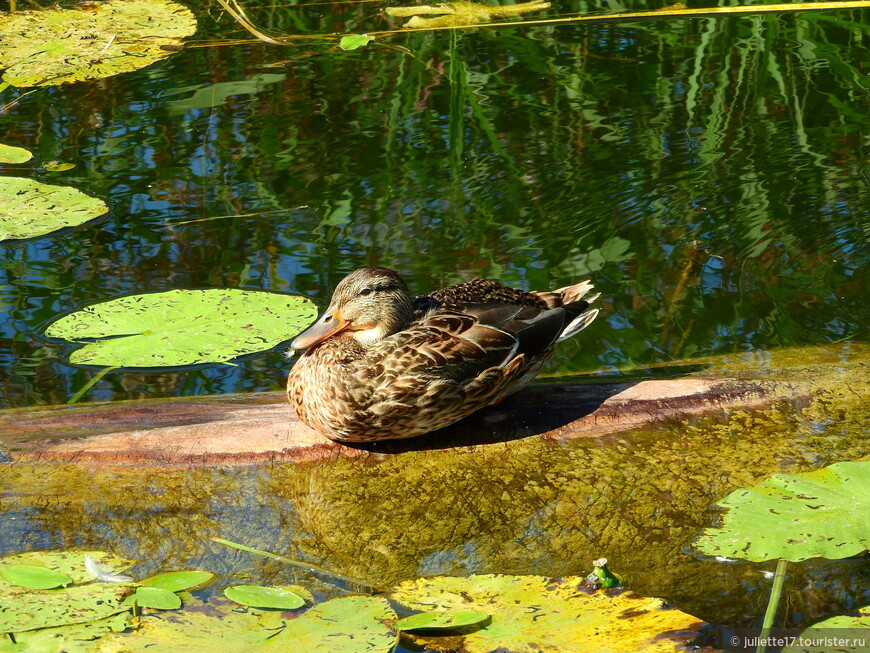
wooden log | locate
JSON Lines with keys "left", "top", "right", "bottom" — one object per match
{"left": 0, "top": 377, "right": 800, "bottom": 466}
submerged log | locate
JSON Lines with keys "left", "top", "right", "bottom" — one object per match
{"left": 0, "top": 377, "right": 799, "bottom": 466}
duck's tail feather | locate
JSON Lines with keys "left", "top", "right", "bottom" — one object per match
{"left": 557, "top": 307, "right": 599, "bottom": 342}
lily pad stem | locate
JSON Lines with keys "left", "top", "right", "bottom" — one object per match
{"left": 756, "top": 558, "right": 787, "bottom": 653}
{"left": 68, "top": 366, "right": 119, "bottom": 405}
{"left": 210, "top": 537, "right": 384, "bottom": 592}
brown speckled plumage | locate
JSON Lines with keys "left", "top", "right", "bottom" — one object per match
{"left": 286, "top": 267, "right": 599, "bottom": 442}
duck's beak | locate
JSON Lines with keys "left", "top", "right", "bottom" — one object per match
{"left": 291, "top": 309, "right": 351, "bottom": 350}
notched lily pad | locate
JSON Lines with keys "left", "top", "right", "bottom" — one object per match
{"left": 0, "top": 177, "right": 108, "bottom": 241}
{"left": 224, "top": 585, "right": 306, "bottom": 610}
{"left": 0, "top": 0, "right": 197, "bottom": 87}
{"left": 695, "top": 460, "right": 870, "bottom": 562}
{"left": 385, "top": 0, "right": 549, "bottom": 28}
{"left": 0, "top": 143, "right": 32, "bottom": 163}
{"left": 391, "top": 574, "right": 705, "bottom": 652}
{"left": 44, "top": 288, "right": 318, "bottom": 368}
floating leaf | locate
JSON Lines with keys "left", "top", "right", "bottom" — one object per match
{"left": 0, "top": 143, "right": 32, "bottom": 163}
{"left": 695, "top": 461, "right": 870, "bottom": 562}
{"left": 223, "top": 585, "right": 306, "bottom": 610}
{"left": 42, "top": 160, "right": 76, "bottom": 172}
{"left": 395, "top": 609, "right": 489, "bottom": 632}
{"left": 44, "top": 288, "right": 318, "bottom": 368}
{"left": 0, "top": 565, "right": 72, "bottom": 589}
{"left": 0, "top": 550, "right": 135, "bottom": 585}
{"left": 0, "top": 177, "right": 108, "bottom": 241}
{"left": 0, "top": 0, "right": 197, "bottom": 87}
{"left": 260, "top": 596, "right": 397, "bottom": 652}
{"left": 123, "top": 587, "right": 182, "bottom": 610}
{"left": 141, "top": 570, "right": 216, "bottom": 593}
{"left": 391, "top": 575, "right": 704, "bottom": 652}
{"left": 0, "top": 612, "right": 130, "bottom": 652}
{"left": 96, "top": 596, "right": 285, "bottom": 651}
{"left": 0, "top": 582, "right": 130, "bottom": 635}
{"left": 385, "top": 0, "right": 549, "bottom": 28}
{"left": 339, "top": 34, "right": 375, "bottom": 50}
{"left": 783, "top": 607, "right": 870, "bottom": 652}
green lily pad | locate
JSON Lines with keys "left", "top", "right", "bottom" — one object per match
{"left": 783, "top": 607, "right": 870, "bottom": 652}
{"left": 0, "top": 143, "right": 32, "bottom": 163}
{"left": 141, "top": 570, "right": 216, "bottom": 593}
{"left": 123, "top": 587, "right": 182, "bottom": 610}
{"left": 0, "top": 551, "right": 135, "bottom": 635}
{"left": 0, "top": 565, "right": 72, "bottom": 589}
{"left": 44, "top": 288, "right": 318, "bottom": 368}
{"left": 0, "top": 0, "right": 197, "bottom": 87}
{"left": 260, "top": 596, "right": 398, "bottom": 652}
{"left": 339, "top": 34, "right": 374, "bottom": 50}
{"left": 95, "top": 596, "right": 285, "bottom": 652}
{"left": 695, "top": 460, "right": 870, "bottom": 562}
{"left": 0, "top": 612, "right": 130, "bottom": 653}
{"left": 42, "top": 160, "right": 76, "bottom": 172}
{"left": 0, "top": 550, "right": 135, "bottom": 585}
{"left": 391, "top": 575, "right": 705, "bottom": 652}
{"left": 0, "top": 582, "right": 130, "bottom": 635}
{"left": 0, "top": 177, "right": 108, "bottom": 241}
{"left": 395, "top": 608, "right": 489, "bottom": 631}
{"left": 223, "top": 585, "right": 306, "bottom": 610}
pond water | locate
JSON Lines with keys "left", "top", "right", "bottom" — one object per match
{"left": 1, "top": 0, "right": 869, "bottom": 647}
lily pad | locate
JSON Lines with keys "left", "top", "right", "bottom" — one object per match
{"left": 339, "top": 34, "right": 374, "bottom": 50}
{"left": 0, "top": 582, "right": 130, "bottom": 635}
{"left": 695, "top": 460, "right": 870, "bottom": 562}
{"left": 141, "top": 570, "right": 216, "bottom": 593}
{"left": 43, "top": 160, "right": 76, "bottom": 172}
{"left": 0, "top": 565, "right": 72, "bottom": 590}
{"left": 390, "top": 575, "right": 705, "bottom": 652}
{"left": 44, "top": 288, "right": 318, "bottom": 367}
{"left": 395, "top": 608, "right": 489, "bottom": 631}
{"left": 0, "top": 550, "right": 135, "bottom": 585}
{"left": 0, "top": 177, "right": 108, "bottom": 241}
{"left": 783, "top": 607, "right": 870, "bottom": 652}
{"left": 123, "top": 587, "right": 182, "bottom": 610}
{"left": 385, "top": 0, "right": 549, "bottom": 28}
{"left": 0, "top": 0, "right": 197, "bottom": 87}
{"left": 0, "top": 612, "right": 130, "bottom": 653}
{"left": 95, "top": 596, "right": 285, "bottom": 652}
{"left": 223, "top": 585, "right": 306, "bottom": 610}
{"left": 260, "top": 596, "right": 398, "bottom": 652}
{"left": 0, "top": 143, "right": 32, "bottom": 163}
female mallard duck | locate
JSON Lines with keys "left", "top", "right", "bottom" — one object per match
{"left": 287, "top": 267, "right": 599, "bottom": 442}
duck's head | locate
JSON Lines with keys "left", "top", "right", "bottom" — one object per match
{"left": 291, "top": 267, "right": 414, "bottom": 350}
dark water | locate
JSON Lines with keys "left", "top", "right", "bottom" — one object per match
{"left": 1, "top": 0, "right": 868, "bottom": 407}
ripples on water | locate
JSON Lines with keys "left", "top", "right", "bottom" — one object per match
{"left": 0, "top": 5, "right": 867, "bottom": 407}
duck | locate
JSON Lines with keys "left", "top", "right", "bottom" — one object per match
{"left": 286, "top": 267, "right": 599, "bottom": 442}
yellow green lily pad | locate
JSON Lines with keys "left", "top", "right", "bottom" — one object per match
{"left": 0, "top": 143, "right": 32, "bottom": 163}
{"left": 44, "top": 288, "right": 318, "bottom": 368}
{"left": 390, "top": 575, "right": 705, "bottom": 652}
{"left": 0, "top": 177, "right": 108, "bottom": 241}
{"left": 385, "top": 0, "right": 549, "bottom": 28}
{"left": 0, "top": 0, "right": 197, "bottom": 87}
{"left": 0, "top": 612, "right": 130, "bottom": 653}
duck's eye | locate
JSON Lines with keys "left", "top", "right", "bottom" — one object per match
{"left": 359, "top": 288, "right": 373, "bottom": 296}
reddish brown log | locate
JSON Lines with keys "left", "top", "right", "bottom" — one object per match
{"left": 0, "top": 378, "right": 796, "bottom": 466}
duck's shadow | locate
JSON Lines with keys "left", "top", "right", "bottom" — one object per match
{"left": 341, "top": 380, "right": 631, "bottom": 454}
